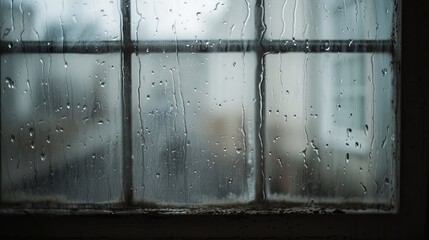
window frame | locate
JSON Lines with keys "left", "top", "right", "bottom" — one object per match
{"left": 1, "top": 0, "right": 427, "bottom": 238}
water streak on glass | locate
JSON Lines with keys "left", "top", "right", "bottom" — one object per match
{"left": 265, "top": 0, "right": 393, "bottom": 40}
{"left": 0, "top": 0, "right": 121, "bottom": 42}
{"left": 131, "top": 53, "right": 256, "bottom": 204}
{"left": 265, "top": 53, "right": 395, "bottom": 205}
{"left": 131, "top": 0, "right": 256, "bottom": 40}
{"left": 1, "top": 54, "right": 123, "bottom": 203}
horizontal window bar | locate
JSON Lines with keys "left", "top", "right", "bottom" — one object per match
{"left": 0, "top": 40, "right": 392, "bottom": 54}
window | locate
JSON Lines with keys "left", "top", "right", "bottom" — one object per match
{"left": 4, "top": 1, "right": 429, "bottom": 239}
{"left": 1, "top": 0, "right": 399, "bottom": 209}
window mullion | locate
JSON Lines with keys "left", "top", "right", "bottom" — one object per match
{"left": 254, "top": 0, "right": 266, "bottom": 203}
{"left": 121, "top": 0, "right": 133, "bottom": 206}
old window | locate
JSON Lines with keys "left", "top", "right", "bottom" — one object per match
{"left": 1, "top": 0, "right": 398, "bottom": 211}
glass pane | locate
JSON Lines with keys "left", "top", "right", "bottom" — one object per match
{"left": 1, "top": 53, "right": 122, "bottom": 203}
{"left": 264, "top": 0, "right": 393, "bottom": 40}
{"left": 132, "top": 52, "right": 256, "bottom": 204}
{"left": 131, "top": 0, "right": 256, "bottom": 40}
{"left": 265, "top": 53, "right": 396, "bottom": 205}
{"left": 0, "top": 0, "right": 121, "bottom": 42}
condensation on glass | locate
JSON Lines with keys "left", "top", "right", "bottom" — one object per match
{"left": 131, "top": 0, "right": 256, "bottom": 40}
{"left": 0, "top": 0, "right": 121, "bottom": 42}
{"left": 1, "top": 54, "right": 122, "bottom": 203}
{"left": 265, "top": 0, "right": 393, "bottom": 40}
{"left": 131, "top": 53, "right": 256, "bottom": 204}
{"left": 0, "top": 0, "right": 397, "bottom": 209}
{"left": 265, "top": 53, "right": 396, "bottom": 204}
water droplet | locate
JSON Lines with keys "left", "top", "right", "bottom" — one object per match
{"left": 98, "top": 120, "right": 104, "bottom": 125}
{"left": 40, "top": 153, "right": 46, "bottom": 161}
{"left": 324, "top": 41, "right": 330, "bottom": 51}
{"left": 360, "top": 182, "right": 367, "bottom": 194}
{"left": 156, "top": 172, "right": 160, "bottom": 178}
{"left": 29, "top": 127, "right": 34, "bottom": 137}
{"left": 345, "top": 153, "right": 350, "bottom": 164}
{"left": 146, "top": 95, "right": 150, "bottom": 99}
{"left": 273, "top": 135, "right": 281, "bottom": 143}
{"left": 10, "top": 134, "right": 15, "bottom": 143}
{"left": 228, "top": 178, "right": 233, "bottom": 184}
{"left": 196, "top": 11, "right": 201, "bottom": 17}
{"left": 346, "top": 128, "right": 352, "bottom": 137}
{"left": 382, "top": 68, "right": 388, "bottom": 76}
{"left": 5, "top": 77, "right": 15, "bottom": 89}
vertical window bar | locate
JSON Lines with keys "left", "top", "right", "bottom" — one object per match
{"left": 254, "top": 0, "right": 266, "bottom": 203}
{"left": 121, "top": 0, "right": 133, "bottom": 206}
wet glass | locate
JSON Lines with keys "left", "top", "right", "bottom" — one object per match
{"left": 131, "top": 53, "right": 257, "bottom": 204}
{"left": 264, "top": 0, "right": 393, "bottom": 40}
{"left": 265, "top": 53, "right": 396, "bottom": 205}
{"left": 0, "top": 0, "right": 397, "bottom": 209}
{"left": 0, "top": 0, "right": 121, "bottom": 42}
{"left": 131, "top": 0, "right": 256, "bottom": 40}
{"left": 1, "top": 54, "right": 122, "bottom": 203}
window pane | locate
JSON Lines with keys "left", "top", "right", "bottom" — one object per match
{"left": 265, "top": 53, "right": 396, "bottom": 205}
{"left": 131, "top": 0, "right": 256, "bottom": 40}
{"left": 0, "top": 0, "right": 121, "bottom": 42}
{"left": 264, "top": 0, "right": 393, "bottom": 40}
{"left": 1, "top": 54, "right": 122, "bottom": 203}
{"left": 132, "top": 53, "right": 256, "bottom": 204}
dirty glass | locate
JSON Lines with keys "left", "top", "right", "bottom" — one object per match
{"left": 1, "top": 54, "right": 122, "bottom": 203}
{"left": 265, "top": 53, "right": 396, "bottom": 204}
{"left": 265, "top": 0, "right": 393, "bottom": 40}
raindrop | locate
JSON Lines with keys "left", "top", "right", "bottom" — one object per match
{"left": 196, "top": 12, "right": 201, "bottom": 17}
{"left": 40, "top": 153, "right": 46, "bottom": 161}
{"left": 146, "top": 95, "right": 150, "bottom": 99}
{"left": 345, "top": 153, "right": 350, "bottom": 164}
{"left": 228, "top": 178, "right": 233, "bottom": 184}
{"left": 324, "top": 41, "right": 330, "bottom": 51}
{"left": 273, "top": 135, "right": 281, "bottom": 143}
{"left": 385, "top": 178, "right": 390, "bottom": 186}
{"left": 156, "top": 172, "right": 160, "bottom": 178}
{"left": 360, "top": 182, "right": 367, "bottom": 194}
{"left": 382, "top": 68, "right": 388, "bottom": 76}
{"left": 346, "top": 128, "right": 352, "bottom": 137}
{"left": 10, "top": 134, "right": 15, "bottom": 143}
{"left": 98, "top": 120, "right": 104, "bottom": 125}
{"left": 5, "top": 77, "right": 15, "bottom": 89}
